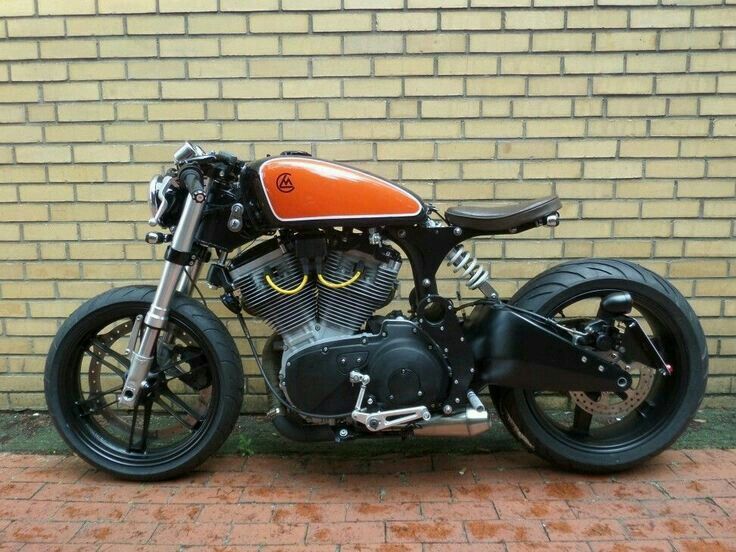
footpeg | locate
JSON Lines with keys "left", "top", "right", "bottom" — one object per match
{"left": 349, "top": 369, "right": 431, "bottom": 432}
{"left": 467, "top": 390, "right": 485, "bottom": 413}
{"left": 352, "top": 406, "right": 431, "bottom": 432}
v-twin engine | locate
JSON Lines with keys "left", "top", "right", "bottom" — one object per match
{"left": 228, "top": 238, "right": 402, "bottom": 352}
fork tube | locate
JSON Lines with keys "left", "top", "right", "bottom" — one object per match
{"left": 119, "top": 193, "right": 205, "bottom": 408}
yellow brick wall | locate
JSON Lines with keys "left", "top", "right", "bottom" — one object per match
{"left": 0, "top": 1, "right": 734, "bottom": 411}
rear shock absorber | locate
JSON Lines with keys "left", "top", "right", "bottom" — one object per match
{"left": 446, "top": 245, "right": 498, "bottom": 301}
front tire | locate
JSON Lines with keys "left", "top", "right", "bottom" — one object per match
{"left": 496, "top": 259, "right": 708, "bottom": 473}
{"left": 45, "top": 285, "right": 244, "bottom": 481}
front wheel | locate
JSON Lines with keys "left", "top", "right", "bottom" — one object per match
{"left": 45, "top": 286, "right": 244, "bottom": 481}
{"left": 495, "top": 259, "right": 708, "bottom": 473}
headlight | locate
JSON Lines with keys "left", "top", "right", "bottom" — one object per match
{"left": 148, "top": 174, "right": 175, "bottom": 227}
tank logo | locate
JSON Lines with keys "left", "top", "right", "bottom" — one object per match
{"left": 276, "top": 173, "right": 294, "bottom": 193}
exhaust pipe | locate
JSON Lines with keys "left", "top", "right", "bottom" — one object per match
{"left": 413, "top": 407, "right": 491, "bottom": 438}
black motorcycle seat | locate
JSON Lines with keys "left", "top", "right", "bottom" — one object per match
{"left": 445, "top": 195, "right": 562, "bottom": 233}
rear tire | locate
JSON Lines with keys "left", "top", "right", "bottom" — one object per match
{"left": 496, "top": 259, "right": 707, "bottom": 473}
{"left": 45, "top": 285, "right": 244, "bottom": 481}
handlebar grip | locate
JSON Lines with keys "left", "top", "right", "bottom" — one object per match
{"left": 179, "top": 167, "right": 206, "bottom": 203}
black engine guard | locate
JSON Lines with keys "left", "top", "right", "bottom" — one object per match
{"left": 465, "top": 302, "right": 637, "bottom": 392}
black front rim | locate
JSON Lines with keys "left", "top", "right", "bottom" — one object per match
{"left": 522, "top": 288, "right": 688, "bottom": 454}
{"left": 61, "top": 305, "right": 219, "bottom": 468}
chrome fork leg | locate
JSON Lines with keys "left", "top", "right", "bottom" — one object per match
{"left": 119, "top": 193, "right": 206, "bottom": 408}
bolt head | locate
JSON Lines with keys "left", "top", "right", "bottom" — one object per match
{"left": 581, "top": 356, "right": 588, "bottom": 363}
{"left": 443, "top": 405, "right": 453, "bottom": 415}
{"left": 598, "top": 365, "right": 605, "bottom": 372}
{"left": 417, "top": 390, "right": 423, "bottom": 397}
{"left": 454, "top": 397, "right": 461, "bottom": 404}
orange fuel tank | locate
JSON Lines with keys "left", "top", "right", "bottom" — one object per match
{"left": 245, "top": 156, "right": 425, "bottom": 228}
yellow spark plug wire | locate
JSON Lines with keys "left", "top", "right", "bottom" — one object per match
{"left": 264, "top": 273, "right": 308, "bottom": 295}
{"left": 317, "top": 269, "right": 362, "bottom": 289}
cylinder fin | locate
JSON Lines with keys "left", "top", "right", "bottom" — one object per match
{"left": 318, "top": 250, "right": 401, "bottom": 334}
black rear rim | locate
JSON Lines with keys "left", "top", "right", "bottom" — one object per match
{"left": 59, "top": 304, "right": 219, "bottom": 468}
{"left": 521, "top": 288, "right": 688, "bottom": 454}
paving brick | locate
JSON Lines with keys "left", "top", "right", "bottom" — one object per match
{"left": 71, "top": 522, "right": 157, "bottom": 544}
{"left": 660, "top": 479, "right": 736, "bottom": 499}
{"left": 624, "top": 517, "right": 711, "bottom": 540}
{"left": 2, "top": 521, "right": 83, "bottom": 544}
{"left": 125, "top": 503, "right": 203, "bottom": 523}
{"left": 545, "top": 519, "right": 627, "bottom": 541}
{"left": 451, "top": 483, "right": 526, "bottom": 502}
{"left": 520, "top": 482, "right": 594, "bottom": 501}
{"left": 229, "top": 522, "right": 307, "bottom": 545}
{"left": 52, "top": 502, "right": 129, "bottom": 522}
{"left": 273, "top": 503, "right": 347, "bottom": 523}
{"left": 387, "top": 520, "right": 466, "bottom": 543}
{"left": 419, "top": 502, "right": 498, "bottom": 521}
{"left": 465, "top": 519, "right": 548, "bottom": 542}
{"left": 494, "top": 499, "right": 574, "bottom": 520}
{"left": 149, "top": 523, "right": 232, "bottom": 546}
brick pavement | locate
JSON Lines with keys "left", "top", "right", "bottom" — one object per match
{"left": 0, "top": 449, "right": 734, "bottom": 550}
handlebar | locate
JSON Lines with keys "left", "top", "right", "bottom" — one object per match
{"left": 179, "top": 166, "right": 206, "bottom": 203}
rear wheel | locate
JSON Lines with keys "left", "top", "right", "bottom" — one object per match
{"left": 45, "top": 286, "right": 243, "bottom": 481}
{"left": 495, "top": 259, "right": 707, "bottom": 473}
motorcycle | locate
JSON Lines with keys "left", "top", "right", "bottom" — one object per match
{"left": 45, "top": 142, "right": 708, "bottom": 480}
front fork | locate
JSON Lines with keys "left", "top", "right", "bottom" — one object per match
{"left": 118, "top": 193, "right": 206, "bottom": 408}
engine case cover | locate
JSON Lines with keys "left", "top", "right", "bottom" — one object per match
{"left": 283, "top": 319, "right": 449, "bottom": 416}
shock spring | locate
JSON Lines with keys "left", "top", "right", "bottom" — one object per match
{"left": 446, "top": 245, "right": 497, "bottom": 299}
